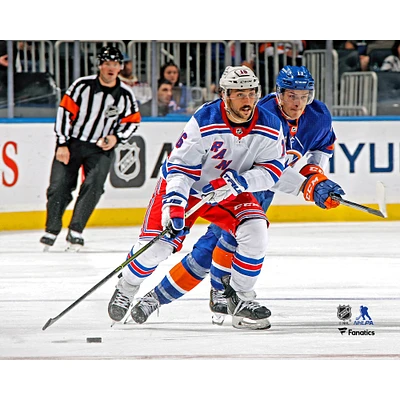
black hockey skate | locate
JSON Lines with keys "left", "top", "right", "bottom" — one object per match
{"left": 108, "top": 277, "right": 139, "bottom": 322}
{"left": 66, "top": 230, "right": 84, "bottom": 252}
{"left": 210, "top": 288, "right": 228, "bottom": 326}
{"left": 40, "top": 233, "right": 57, "bottom": 252}
{"left": 222, "top": 275, "right": 271, "bottom": 330}
{"left": 131, "top": 290, "right": 160, "bottom": 324}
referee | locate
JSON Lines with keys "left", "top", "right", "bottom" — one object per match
{"left": 40, "top": 46, "right": 141, "bottom": 251}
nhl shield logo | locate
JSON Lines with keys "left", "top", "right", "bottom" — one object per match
{"left": 104, "top": 105, "right": 120, "bottom": 118}
{"left": 235, "top": 128, "right": 243, "bottom": 135}
{"left": 110, "top": 135, "right": 146, "bottom": 188}
{"left": 337, "top": 305, "right": 352, "bottom": 322}
{"left": 114, "top": 141, "right": 140, "bottom": 182}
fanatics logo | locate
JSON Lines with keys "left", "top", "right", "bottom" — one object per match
{"left": 338, "top": 328, "right": 376, "bottom": 336}
{"left": 338, "top": 327, "right": 347, "bottom": 335}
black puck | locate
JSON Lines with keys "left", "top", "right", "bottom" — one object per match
{"left": 86, "top": 337, "right": 102, "bottom": 343}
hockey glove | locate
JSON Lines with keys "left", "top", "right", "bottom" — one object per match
{"left": 161, "top": 192, "right": 189, "bottom": 238}
{"left": 300, "top": 165, "right": 345, "bottom": 209}
{"left": 201, "top": 169, "right": 248, "bottom": 205}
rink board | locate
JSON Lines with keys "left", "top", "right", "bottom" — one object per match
{"left": 1, "top": 119, "right": 400, "bottom": 230}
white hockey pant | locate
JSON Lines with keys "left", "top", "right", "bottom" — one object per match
{"left": 230, "top": 218, "right": 269, "bottom": 295}
{"left": 122, "top": 240, "right": 174, "bottom": 286}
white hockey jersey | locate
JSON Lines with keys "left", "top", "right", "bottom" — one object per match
{"left": 161, "top": 99, "right": 286, "bottom": 200}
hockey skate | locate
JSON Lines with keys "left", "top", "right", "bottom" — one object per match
{"left": 65, "top": 230, "right": 84, "bottom": 252}
{"left": 222, "top": 275, "right": 271, "bottom": 330}
{"left": 131, "top": 290, "right": 160, "bottom": 324}
{"left": 210, "top": 288, "right": 228, "bottom": 326}
{"left": 40, "top": 233, "right": 57, "bottom": 252}
{"left": 108, "top": 276, "right": 139, "bottom": 322}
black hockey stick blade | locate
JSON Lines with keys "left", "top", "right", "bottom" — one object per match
{"left": 42, "top": 194, "right": 214, "bottom": 331}
{"left": 330, "top": 194, "right": 386, "bottom": 218}
{"left": 42, "top": 229, "right": 169, "bottom": 331}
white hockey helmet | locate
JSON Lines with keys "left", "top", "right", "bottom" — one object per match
{"left": 219, "top": 66, "right": 260, "bottom": 91}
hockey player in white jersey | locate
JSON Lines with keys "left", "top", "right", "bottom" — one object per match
{"left": 108, "top": 66, "right": 286, "bottom": 329}
{"left": 128, "top": 65, "right": 346, "bottom": 330}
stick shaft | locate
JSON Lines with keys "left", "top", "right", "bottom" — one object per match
{"left": 42, "top": 194, "right": 212, "bottom": 331}
{"left": 331, "top": 194, "right": 385, "bottom": 218}
{"left": 42, "top": 231, "right": 167, "bottom": 330}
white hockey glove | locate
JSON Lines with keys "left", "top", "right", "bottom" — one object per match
{"left": 161, "top": 192, "right": 189, "bottom": 238}
{"left": 201, "top": 169, "right": 248, "bottom": 205}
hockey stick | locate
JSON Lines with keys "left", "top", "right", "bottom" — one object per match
{"left": 330, "top": 181, "right": 387, "bottom": 219}
{"left": 42, "top": 193, "right": 214, "bottom": 331}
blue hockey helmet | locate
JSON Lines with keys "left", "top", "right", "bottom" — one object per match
{"left": 276, "top": 66, "right": 315, "bottom": 104}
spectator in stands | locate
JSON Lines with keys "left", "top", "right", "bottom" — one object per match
{"left": 160, "top": 60, "right": 182, "bottom": 88}
{"left": 0, "top": 42, "right": 9, "bottom": 68}
{"left": 0, "top": 43, "right": 8, "bottom": 95}
{"left": 338, "top": 40, "right": 370, "bottom": 72}
{"left": 0, "top": 40, "right": 17, "bottom": 97}
{"left": 261, "top": 41, "right": 304, "bottom": 64}
{"left": 160, "top": 60, "right": 189, "bottom": 111}
{"left": 15, "top": 41, "right": 42, "bottom": 72}
{"left": 119, "top": 53, "right": 138, "bottom": 87}
{"left": 366, "top": 40, "right": 395, "bottom": 54}
{"left": 380, "top": 41, "right": 400, "bottom": 72}
{"left": 244, "top": 41, "right": 305, "bottom": 93}
{"left": 139, "top": 78, "right": 177, "bottom": 116}
{"left": 119, "top": 53, "right": 152, "bottom": 105}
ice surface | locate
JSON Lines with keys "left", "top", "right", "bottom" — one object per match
{"left": 1, "top": 222, "right": 399, "bottom": 398}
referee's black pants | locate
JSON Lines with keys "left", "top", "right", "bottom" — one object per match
{"left": 44, "top": 138, "right": 113, "bottom": 236}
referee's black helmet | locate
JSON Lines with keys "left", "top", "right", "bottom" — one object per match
{"left": 97, "top": 46, "right": 124, "bottom": 65}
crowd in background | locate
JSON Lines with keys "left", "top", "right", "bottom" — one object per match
{"left": 1, "top": 40, "right": 400, "bottom": 117}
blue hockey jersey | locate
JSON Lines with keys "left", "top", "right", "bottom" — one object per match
{"left": 258, "top": 93, "right": 336, "bottom": 168}
{"left": 253, "top": 93, "right": 337, "bottom": 211}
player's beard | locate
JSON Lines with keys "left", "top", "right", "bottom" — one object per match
{"left": 226, "top": 101, "right": 255, "bottom": 123}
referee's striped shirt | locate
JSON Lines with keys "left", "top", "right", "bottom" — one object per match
{"left": 55, "top": 74, "right": 141, "bottom": 146}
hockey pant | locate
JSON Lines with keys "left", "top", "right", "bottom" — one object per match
{"left": 123, "top": 218, "right": 269, "bottom": 295}
{"left": 121, "top": 178, "right": 269, "bottom": 294}
{"left": 211, "top": 189, "right": 274, "bottom": 291}
{"left": 136, "top": 189, "right": 275, "bottom": 304}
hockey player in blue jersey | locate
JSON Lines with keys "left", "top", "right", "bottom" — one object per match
{"left": 128, "top": 65, "right": 345, "bottom": 330}
{"left": 108, "top": 65, "right": 286, "bottom": 330}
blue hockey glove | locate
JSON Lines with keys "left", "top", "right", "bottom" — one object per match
{"left": 302, "top": 174, "right": 345, "bottom": 209}
{"left": 162, "top": 192, "right": 189, "bottom": 238}
{"left": 201, "top": 169, "right": 248, "bottom": 205}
